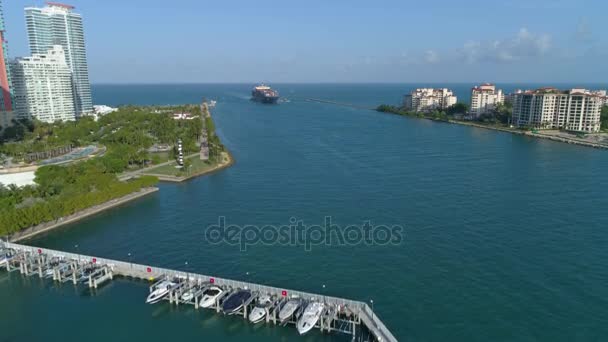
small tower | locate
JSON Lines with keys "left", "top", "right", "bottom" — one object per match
{"left": 177, "top": 138, "right": 184, "bottom": 167}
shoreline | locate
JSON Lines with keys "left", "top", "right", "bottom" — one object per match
{"left": 447, "top": 120, "right": 608, "bottom": 150}
{"left": 141, "top": 150, "right": 235, "bottom": 183}
{"left": 7, "top": 187, "right": 159, "bottom": 243}
{"left": 377, "top": 108, "right": 608, "bottom": 150}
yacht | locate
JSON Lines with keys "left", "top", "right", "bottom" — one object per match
{"left": 297, "top": 302, "right": 325, "bottom": 335}
{"left": 278, "top": 298, "right": 302, "bottom": 323}
{"left": 146, "top": 280, "right": 175, "bottom": 304}
{"left": 248, "top": 295, "right": 273, "bottom": 323}
{"left": 221, "top": 289, "right": 253, "bottom": 315}
{"left": 199, "top": 286, "right": 224, "bottom": 308}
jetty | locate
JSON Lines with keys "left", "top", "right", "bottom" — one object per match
{"left": 302, "top": 98, "right": 376, "bottom": 111}
{"left": 0, "top": 241, "right": 397, "bottom": 342}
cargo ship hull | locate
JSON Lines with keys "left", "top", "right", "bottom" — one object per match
{"left": 251, "top": 85, "right": 280, "bottom": 104}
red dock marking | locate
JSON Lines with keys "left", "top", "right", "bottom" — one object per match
{"left": 282, "top": 290, "right": 287, "bottom": 297}
{"left": 92, "top": 258, "right": 97, "bottom": 264}
{"left": 146, "top": 267, "right": 152, "bottom": 273}
{"left": 37, "top": 249, "right": 42, "bottom": 254}
{"left": 210, "top": 278, "right": 215, "bottom": 284}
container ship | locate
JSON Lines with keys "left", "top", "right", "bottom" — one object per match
{"left": 251, "top": 84, "right": 280, "bottom": 104}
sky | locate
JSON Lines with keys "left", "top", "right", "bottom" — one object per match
{"left": 2, "top": 0, "right": 608, "bottom": 84}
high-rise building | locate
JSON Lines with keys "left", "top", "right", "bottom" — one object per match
{"left": 404, "top": 88, "right": 457, "bottom": 112}
{"left": 25, "top": 2, "right": 92, "bottom": 117}
{"left": 512, "top": 88, "right": 603, "bottom": 133}
{"left": 0, "top": 0, "right": 13, "bottom": 129}
{"left": 11, "top": 45, "right": 76, "bottom": 123}
{"left": 470, "top": 84, "right": 504, "bottom": 117}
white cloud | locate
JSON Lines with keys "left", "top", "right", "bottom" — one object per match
{"left": 424, "top": 50, "right": 440, "bottom": 64}
{"left": 575, "top": 17, "right": 593, "bottom": 43}
{"left": 460, "top": 28, "right": 551, "bottom": 64}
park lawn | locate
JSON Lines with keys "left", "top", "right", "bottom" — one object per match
{"left": 144, "top": 155, "right": 217, "bottom": 177}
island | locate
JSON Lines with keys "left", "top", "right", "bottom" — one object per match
{"left": 377, "top": 102, "right": 608, "bottom": 149}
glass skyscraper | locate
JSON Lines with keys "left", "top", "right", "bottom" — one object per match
{"left": 25, "top": 3, "right": 93, "bottom": 117}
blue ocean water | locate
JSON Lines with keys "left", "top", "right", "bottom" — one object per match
{"left": 1, "top": 84, "right": 608, "bottom": 341}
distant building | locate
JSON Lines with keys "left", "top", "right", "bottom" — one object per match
{"left": 94, "top": 105, "right": 118, "bottom": 116}
{"left": 11, "top": 46, "right": 76, "bottom": 123}
{"left": 512, "top": 88, "right": 603, "bottom": 133}
{"left": 0, "top": 0, "right": 13, "bottom": 127}
{"left": 404, "top": 88, "right": 457, "bottom": 112}
{"left": 470, "top": 84, "right": 504, "bottom": 117}
{"left": 172, "top": 112, "right": 196, "bottom": 120}
{"left": 0, "top": 110, "right": 12, "bottom": 129}
{"left": 593, "top": 90, "right": 608, "bottom": 107}
{"left": 25, "top": 3, "right": 93, "bottom": 117}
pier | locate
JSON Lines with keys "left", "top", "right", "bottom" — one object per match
{"left": 0, "top": 241, "right": 397, "bottom": 342}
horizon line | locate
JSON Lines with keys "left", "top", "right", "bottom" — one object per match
{"left": 90, "top": 81, "right": 608, "bottom": 86}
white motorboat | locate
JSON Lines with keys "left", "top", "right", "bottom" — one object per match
{"left": 278, "top": 298, "right": 301, "bottom": 323}
{"left": 199, "top": 286, "right": 223, "bottom": 308}
{"left": 0, "top": 249, "right": 15, "bottom": 265}
{"left": 297, "top": 302, "right": 325, "bottom": 335}
{"left": 181, "top": 288, "right": 196, "bottom": 302}
{"left": 146, "top": 280, "right": 175, "bottom": 304}
{"left": 248, "top": 295, "right": 273, "bottom": 323}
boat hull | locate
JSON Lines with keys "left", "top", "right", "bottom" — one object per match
{"left": 146, "top": 290, "right": 169, "bottom": 304}
{"left": 251, "top": 96, "right": 279, "bottom": 104}
{"left": 248, "top": 308, "right": 267, "bottom": 323}
{"left": 278, "top": 301, "right": 300, "bottom": 322}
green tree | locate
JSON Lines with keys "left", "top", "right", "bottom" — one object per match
{"left": 446, "top": 103, "right": 469, "bottom": 116}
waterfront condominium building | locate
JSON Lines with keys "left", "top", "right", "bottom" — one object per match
{"left": 11, "top": 46, "right": 76, "bottom": 123}
{"left": 0, "top": 0, "right": 13, "bottom": 128}
{"left": 404, "top": 88, "right": 457, "bottom": 112}
{"left": 470, "top": 83, "right": 504, "bottom": 117}
{"left": 25, "top": 3, "right": 92, "bottom": 117}
{"left": 512, "top": 88, "right": 603, "bottom": 133}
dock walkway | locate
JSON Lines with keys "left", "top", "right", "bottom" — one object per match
{"left": 1, "top": 241, "right": 398, "bottom": 342}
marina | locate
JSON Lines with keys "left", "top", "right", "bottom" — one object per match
{"left": 0, "top": 241, "right": 397, "bottom": 342}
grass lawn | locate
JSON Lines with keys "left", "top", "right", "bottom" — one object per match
{"left": 144, "top": 155, "right": 217, "bottom": 177}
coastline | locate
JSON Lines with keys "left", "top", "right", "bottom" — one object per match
{"left": 447, "top": 120, "right": 608, "bottom": 150}
{"left": 7, "top": 187, "right": 159, "bottom": 243}
{"left": 377, "top": 108, "right": 608, "bottom": 150}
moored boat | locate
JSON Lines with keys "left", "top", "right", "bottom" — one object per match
{"left": 278, "top": 298, "right": 302, "bottom": 323}
{"left": 296, "top": 301, "right": 325, "bottom": 335}
{"left": 199, "top": 286, "right": 224, "bottom": 308}
{"left": 221, "top": 289, "right": 253, "bottom": 314}
{"left": 248, "top": 295, "right": 273, "bottom": 323}
{"left": 146, "top": 280, "right": 175, "bottom": 304}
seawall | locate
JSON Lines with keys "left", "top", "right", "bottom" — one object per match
{"left": 7, "top": 187, "right": 159, "bottom": 243}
